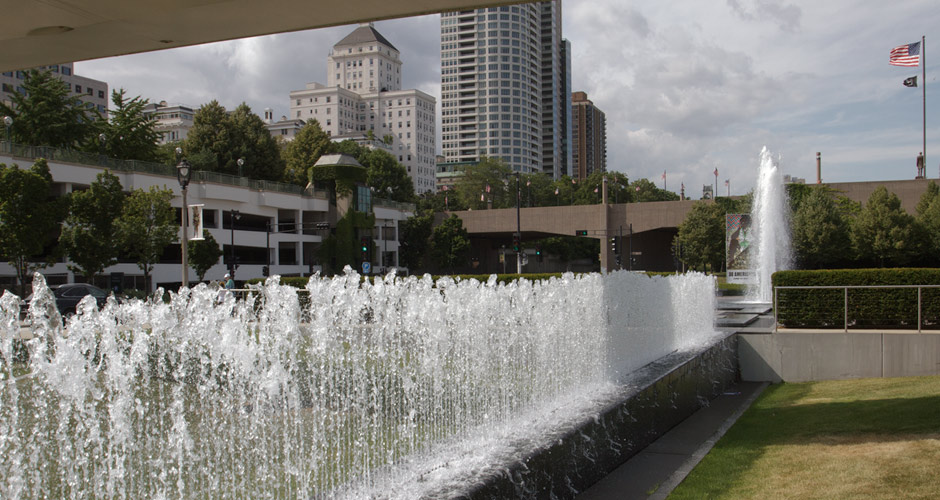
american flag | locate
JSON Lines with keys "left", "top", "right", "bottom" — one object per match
{"left": 485, "top": 184, "right": 491, "bottom": 193}
{"left": 713, "top": 168, "right": 718, "bottom": 177}
{"left": 594, "top": 187, "right": 599, "bottom": 193}
{"left": 890, "top": 42, "right": 921, "bottom": 67}
{"left": 661, "top": 171, "right": 666, "bottom": 180}
{"left": 554, "top": 187, "right": 559, "bottom": 195}
{"left": 725, "top": 179, "right": 730, "bottom": 187}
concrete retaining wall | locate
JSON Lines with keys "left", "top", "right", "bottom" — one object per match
{"left": 466, "top": 335, "right": 738, "bottom": 499}
{"left": 739, "top": 332, "right": 940, "bottom": 383}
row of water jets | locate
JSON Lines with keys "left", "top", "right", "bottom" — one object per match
{"left": 0, "top": 270, "right": 718, "bottom": 499}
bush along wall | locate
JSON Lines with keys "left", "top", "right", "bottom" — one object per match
{"left": 772, "top": 268, "right": 940, "bottom": 330}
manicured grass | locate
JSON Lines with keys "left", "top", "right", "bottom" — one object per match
{"left": 670, "top": 376, "right": 940, "bottom": 500}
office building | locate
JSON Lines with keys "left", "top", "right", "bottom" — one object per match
{"left": 571, "top": 91, "right": 606, "bottom": 179}
{"left": 142, "top": 101, "right": 196, "bottom": 144}
{"left": 440, "top": 1, "right": 571, "bottom": 178}
{"left": 289, "top": 23, "right": 437, "bottom": 193}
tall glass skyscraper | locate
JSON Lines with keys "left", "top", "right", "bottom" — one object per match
{"left": 440, "top": 1, "right": 571, "bottom": 177}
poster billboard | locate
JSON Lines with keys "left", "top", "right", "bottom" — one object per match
{"left": 726, "top": 213, "right": 756, "bottom": 284}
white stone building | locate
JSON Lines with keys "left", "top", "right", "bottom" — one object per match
{"left": 1, "top": 63, "right": 109, "bottom": 116}
{"left": 289, "top": 23, "right": 437, "bottom": 193}
{"left": 0, "top": 149, "right": 411, "bottom": 293}
{"left": 141, "top": 101, "right": 196, "bottom": 144}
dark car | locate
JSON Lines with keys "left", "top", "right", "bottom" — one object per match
{"left": 19, "top": 283, "right": 110, "bottom": 321}
{"left": 52, "top": 283, "right": 109, "bottom": 316}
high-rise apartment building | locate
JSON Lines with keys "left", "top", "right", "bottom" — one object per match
{"left": 440, "top": 1, "right": 570, "bottom": 177}
{"left": 1, "top": 63, "right": 108, "bottom": 116}
{"left": 289, "top": 23, "right": 437, "bottom": 193}
{"left": 571, "top": 91, "right": 606, "bottom": 180}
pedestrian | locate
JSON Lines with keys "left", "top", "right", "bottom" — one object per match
{"left": 224, "top": 272, "right": 235, "bottom": 290}
{"left": 916, "top": 152, "right": 925, "bottom": 178}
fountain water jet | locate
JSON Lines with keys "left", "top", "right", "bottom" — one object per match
{"left": 747, "top": 147, "right": 793, "bottom": 302}
{"left": 0, "top": 270, "right": 722, "bottom": 498}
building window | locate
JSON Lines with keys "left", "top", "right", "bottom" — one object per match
{"left": 75, "top": 84, "right": 82, "bottom": 93}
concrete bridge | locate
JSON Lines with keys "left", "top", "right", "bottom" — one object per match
{"left": 451, "top": 178, "right": 935, "bottom": 274}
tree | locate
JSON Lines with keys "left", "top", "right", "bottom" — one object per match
{"left": 59, "top": 170, "right": 125, "bottom": 283}
{"left": 96, "top": 89, "right": 160, "bottom": 162}
{"left": 182, "top": 101, "right": 284, "bottom": 179}
{"left": 675, "top": 201, "right": 726, "bottom": 272}
{"left": 915, "top": 181, "right": 940, "bottom": 264}
{"left": 361, "top": 149, "right": 416, "bottom": 202}
{"left": 116, "top": 186, "right": 177, "bottom": 289}
{"left": 182, "top": 100, "right": 229, "bottom": 172}
{"left": 189, "top": 230, "right": 223, "bottom": 281}
{"left": 852, "top": 186, "right": 925, "bottom": 267}
{"left": 283, "top": 119, "right": 331, "bottom": 186}
{"left": 399, "top": 211, "right": 434, "bottom": 271}
{"left": 227, "top": 103, "right": 284, "bottom": 180}
{"left": 0, "top": 69, "right": 95, "bottom": 148}
{"left": 430, "top": 214, "right": 471, "bottom": 273}
{"left": 0, "top": 159, "right": 61, "bottom": 296}
{"left": 791, "top": 186, "right": 853, "bottom": 269}
{"left": 455, "top": 157, "right": 512, "bottom": 210}
{"left": 631, "top": 178, "right": 680, "bottom": 202}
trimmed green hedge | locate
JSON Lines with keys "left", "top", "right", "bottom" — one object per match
{"left": 772, "top": 269, "right": 940, "bottom": 329}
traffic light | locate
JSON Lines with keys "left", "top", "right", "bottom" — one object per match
{"left": 535, "top": 245, "right": 543, "bottom": 262}
{"left": 262, "top": 265, "right": 269, "bottom": 277}
{"left": 512, "top": 234, "right": 521, "bottom": 252}
{"left": 360, "top": 237, "right": 369, "bottom": 254}
{"left": 610, "top": 236, "right": 619, "bottom": 255}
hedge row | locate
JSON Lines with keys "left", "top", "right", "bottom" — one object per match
{"left": 772, "top": 269, "right": 940, "bottom": 329}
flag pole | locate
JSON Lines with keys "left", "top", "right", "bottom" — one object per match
{"left": 922, "top": 35, "right": 927, "bottom": 177}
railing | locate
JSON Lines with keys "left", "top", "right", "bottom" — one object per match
{"left": 0, "top": 140, "right": 330, "bottom": 198}
{"left": 774, "top": 285, "right": 940, "bottom": 333}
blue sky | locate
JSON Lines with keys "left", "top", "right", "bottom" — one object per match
{"left": 78, "top": 0, "right": 940, "bottom": 197}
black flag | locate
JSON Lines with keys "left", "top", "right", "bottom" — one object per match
{"left": 903, "top": 76, "right": 918, "bottom": 87}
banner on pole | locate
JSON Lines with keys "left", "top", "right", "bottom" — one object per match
{"left": 189, "top": 204, "right": 205, "bottom": 240}
{"left": 726, "top": 213, "right": 756, "bottom": 284}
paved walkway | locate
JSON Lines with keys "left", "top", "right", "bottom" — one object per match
{"left": 578, "top": 381, "right": 768, "bottom": 500}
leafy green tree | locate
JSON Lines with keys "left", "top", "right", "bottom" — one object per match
{"left": 361, "top": 149, "right": 416, "bottom": 203}
{"left": 791, "top": 186, "right": 853, "bottom": 269}
{"left": 59, "top": 170, "right": 125, "bottom": 283}
{"left": 0, "top": 69, "right": 95, "bottom": 148}
{"left": 915, "top": 181, "right": 940, "bottom": 264}
{"left": 96, "top": 89, "right": 160, "bottom": 161}
{"left": 116, "top": 186, "right": 177, "bottom": 289}
{"left": 430, "top": 214, "right": 471, "bottom": 273}
{"left": 0, "top": 159, "right": 61, "bottom": 296}
{"left": 520, "top": 172, "right": 556, "bottom": 207}
{"left": 675, "top": 201, "right": 725, "bottom": 272}
{"left": 227, "top": 103, "right": 284, "bottom": 180}
{"left": 631, "top": 178, "right": 679, "bottom": 202}
{"left": 189, "top": 230, "right": 223, "bottom": 281}
{"left": 182, "top": 100, "right": 229, "bottom": 171}
{"left": 399, "top": 211, "right": 434, "bottom": 271}
{"left": 455, "top": 157, "right": 512, "bottom": 210}
{"left": 317, "top": 210, "right": 375, "bottom": 275}
{"left": 283, "top": 119, "right": 331, "bottom": 186}
{"left": 183, "top": 101, "right": 284, "bottom": 179}
{"left": 852, "top": 186, "right": 925, "bottom": 267}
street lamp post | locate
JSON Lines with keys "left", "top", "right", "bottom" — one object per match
{"left": 230, "top": 210, "right": 241, "bottom": 275}
{"left": 237, "top": 158, "right": 245, "bottom": 178}
{"left": 515, "top": 173, "right": 522, "bottom": 274}
{"left": 3, "top": 116, "right": 12, "bottom": 152}
{"left": 176, "top": 149, "right": 192, "bottom": 288}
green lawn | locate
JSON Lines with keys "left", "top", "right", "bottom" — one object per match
{"left": 669, "top": 376, "right": 940, "bottom": 500}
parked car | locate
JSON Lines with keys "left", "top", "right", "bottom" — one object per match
{"left": 21, "top": 283, "right": 111, "bottom": 320}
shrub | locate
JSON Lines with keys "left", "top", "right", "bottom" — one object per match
{"left": 772, "top": 269, "right": 940, "bottom": 329}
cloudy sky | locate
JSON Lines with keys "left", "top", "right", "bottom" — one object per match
{"left": 77, "top": 0, "right": 939, "bottom": 197}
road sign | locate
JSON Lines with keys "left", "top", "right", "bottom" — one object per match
{"left": 362, "top": 261, "right": 371, "bottom": 274}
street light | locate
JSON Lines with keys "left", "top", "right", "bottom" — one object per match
{"left": 237, "top": 158, "right": 245, "bottom": 178}
{"left": 176, "top": 152, "right": 192, "bottom": 288}
{"left": 98, "top": 133, "right": 106, "bottom": 164}
{"left": 3, "top": 116, "right": 12, "bottom": 151}
{"left": 230, "top": 210, "right": 241, "bottom": 275}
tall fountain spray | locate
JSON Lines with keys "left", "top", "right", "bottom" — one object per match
{"left": 0, "top": 270, "right": 720, "bottom": 498}
{"left": 748, "top": 147, "right": 792, "bottom": 302}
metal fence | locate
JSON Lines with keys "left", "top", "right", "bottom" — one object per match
{"left": 774, "top": 285, "right": 940, "bottom": 333}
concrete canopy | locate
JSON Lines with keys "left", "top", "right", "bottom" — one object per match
{"left": 0, "top": 0, "right": 521, "bottom": 73}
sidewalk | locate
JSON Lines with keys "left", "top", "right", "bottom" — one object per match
{"left": 578, "top": 381, "right": 767, "bottom": 500}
